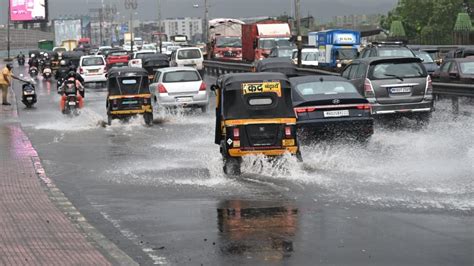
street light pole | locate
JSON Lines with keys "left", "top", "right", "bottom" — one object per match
{"left": 158, "top": 0, "right": 162, "bottom": 53}
{"left": 295, "top": 0, "right": 302, "bottom": 67}
{"left": 7, "top": 0, "right": 11, "bottom": 60}
{"left": 204, "top": 0, "right": 209, "bottom": 44}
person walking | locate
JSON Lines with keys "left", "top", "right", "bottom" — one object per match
{"left": 0, "top": 64, "right": 19, "bottom": 106}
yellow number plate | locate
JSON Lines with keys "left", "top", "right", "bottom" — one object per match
{"left": 242, "top": 82, "right": 282, "bottom": 97}
{"left": 282, "top": 139, "right": 295, "bottom": 147}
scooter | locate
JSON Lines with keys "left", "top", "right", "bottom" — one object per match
{"left": 61, "top": 81, "right": 80, "bottom": 116}
{"left": 29, "top": 66, "right": 39, "bottom": 79}
{"left": 19, "top": 74, "right": 37, "bottom": 108}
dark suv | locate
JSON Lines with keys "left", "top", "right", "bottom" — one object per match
{"left": 359, "top": 42, "right": 416, "bottom": 58}
{"left": 342, "top": 57, "right": 433, "bottom": 120}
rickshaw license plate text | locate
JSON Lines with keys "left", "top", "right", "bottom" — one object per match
{"left": 242, "top": 82, "right": 282, "bottom": 97}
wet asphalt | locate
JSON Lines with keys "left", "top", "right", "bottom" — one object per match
{"left": 10, "top": 65, "right": 474, "bottom": 265}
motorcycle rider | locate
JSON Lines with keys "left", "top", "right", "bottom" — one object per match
{"left": 55, "top": 60, "right": 69, "bottom": 82}
{"left": 58, "top": 71, "right": 84, "bottom": 111}
{"left": 28, "top": 54, "right": 39, "bottom": 68}
{"left": 17, "top": 52, "right": 25, "bottom": 65}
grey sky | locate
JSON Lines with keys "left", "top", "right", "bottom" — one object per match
{"left": 1, "top": 0, "right": 398, "bottom": 24}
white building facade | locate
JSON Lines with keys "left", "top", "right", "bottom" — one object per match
{"left": 162, "top": 17, "right": 203, "bottom": 43}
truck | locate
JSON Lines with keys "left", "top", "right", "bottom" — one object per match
{"left": 209, "top": 18, "right": 245, "bottom": 61}
{"left": 61, "top": 40, "right": 78, "bottom": 52}
{"left": 308, "top": 29, "right": 361, "bottom": 70}
{"left": 242, "top": 20, "right": 292, "bottom": 62}
{"left": 53, "top": 19, "right": 82, "bottom": 49}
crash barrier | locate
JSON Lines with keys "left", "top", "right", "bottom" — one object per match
{"left": 204, "top": 60, "right": 339, "bottom": 77}
{"left": 432, "top": 82, "right": 474, "bottom": 114}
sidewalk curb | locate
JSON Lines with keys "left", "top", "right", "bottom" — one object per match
{"left": 9, "top": 85, "right": 139, "bottom": 266}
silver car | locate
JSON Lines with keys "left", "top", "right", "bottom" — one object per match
{"left": 149, "top": 67, "right": 209, "bottom": 112}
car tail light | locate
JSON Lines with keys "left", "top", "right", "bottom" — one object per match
{"left": 356, "top": 104, "right": 371, "bottom": 110}
{"left": 233, "top": 127, "right": 240, "bottom": 140}
{"left": 285, "top": 126, "right": 292, "bottom": 138}
{"left": 79, "top": 67, "right": 84, "bottom": 74}
{"left": 294, "top": 107, "right": 317, "bottom": 115}
{"left": 158, "top": 84, "right": 167, "bottom": 93}
{"left": 199, "top": 82, "right": 207, "bottom": 91}
{"left": 364, "top": 78, "right": 375, "bottom": 98}
{"left": 425, "top": 75, "right": 433, "bottom": 95}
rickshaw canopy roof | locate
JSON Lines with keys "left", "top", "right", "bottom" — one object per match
{"left": 107, "top": 67, "right": 149, "bottom": 78}
{"left": 255, "top": 58, "right": 297, "bottom": 75}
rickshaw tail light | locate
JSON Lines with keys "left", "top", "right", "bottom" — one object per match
{"left": 199, "top": 82, "right": 207, "bottom": 91}
{"left": 233, "top": 128, "right": 240, "bottom": 139}
{"left": 158, "top": 84, "right": 168, "bottom": 93}
{"left": 112, "top": 99, "right": 118, "bottom": 106}
{"left": 285, "top": 126, "right": 292, "bottom": 137}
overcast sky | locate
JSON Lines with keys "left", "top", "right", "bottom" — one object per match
{"left": 1, "top": 0, "right": 398, "bottom": 24}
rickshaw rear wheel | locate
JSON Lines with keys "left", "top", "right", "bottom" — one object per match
{"left": 144, "top": 112, "right": 153, "bottom": 126}
{"left": 107, "top": 114, "right": 113, "bottom": 126}
{"left": 223, "top": 157, "right": 241, "bottom": 176}
{"left": 201, "top": 104, "right": 209, "bottom": 113}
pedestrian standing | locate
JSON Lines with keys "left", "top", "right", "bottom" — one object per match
{"left": 0, "top": 64, "right": 15, "bottom": 105}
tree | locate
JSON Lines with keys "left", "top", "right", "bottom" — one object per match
{"left": 381, "top": 0, "right": 467, "bottom": 44}
{"left": 389, "top": 21, "right": 406, "bottom": 38}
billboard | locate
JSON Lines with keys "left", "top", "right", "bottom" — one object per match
{"left": 54, "top": 19, "right": 82, "bottom": 46}
{"left": 10, "top": 0, "right": 48, "bottom": 22}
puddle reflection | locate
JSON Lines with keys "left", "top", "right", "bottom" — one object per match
{"left": 217, "top": 200, "right": 298, "bottom": 262}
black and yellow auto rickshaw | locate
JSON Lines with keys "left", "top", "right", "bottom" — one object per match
{"left": 212, "top": 72, "right": 301, "bottom": 175}
{"left": 141, "top": 54, "right": 169, "bottom": 81}
{"left": 106, "top": 67, "right": 153, "bottom": 126}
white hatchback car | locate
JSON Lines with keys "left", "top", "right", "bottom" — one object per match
{"left": 78, "top": 55, "right": 107, "bottom": 85}
{"left": 129, "top": 50, "right": 156, "bottom": 68}
{"left": 150, "top": 67, "right": 209, "bottom": 112}
{"left": 169, "top": 47, "right": 204, "bottom": 73}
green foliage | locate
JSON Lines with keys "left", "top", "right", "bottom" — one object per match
{"left": 453, "top": 12, "right": 473, "bottom": 31}
{"left": 381, "top": 0, "right": 469, "bottom": 43}
{"left": 390, "top": 21, "right": 406, "bottom": 37}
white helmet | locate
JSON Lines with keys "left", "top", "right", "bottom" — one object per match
{"left": 31, "top": 54, "right": 36, "bottom": 58}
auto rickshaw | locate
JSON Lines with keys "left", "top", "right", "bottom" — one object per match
{"left": 62, "top": 51, "right": 84, "bottom": 68}
{"left": 106, "top": 67, "right": 153, "bottom": 126}
{"left": 254, "top": 58, "right": 298, "bottom": 77}
{"left": 141, "top": 54, "right": 170, "bottom": 81}
{"left": 212, "top": 72, "right": 301, "bottom": 175}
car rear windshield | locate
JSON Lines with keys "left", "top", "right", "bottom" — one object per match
{"left": 177, "top": 49, "right": 201, "bottom": 60}
{"left": 163, "top": 71, "right": 201, "bottom": 83}
{"left": 370, "top": 62, "right": 426, "bottom": 80}
{"left": 460, "top": 62, "right": 474, "bottom": 74}
{"left": 295, "top": 81, "right": 359, "bottom": 96}
{"left": 378, "top": 48, "right": 414, "bottom": 57}
{"left": 82, "top": 57, "right": 104, "bottom": 66}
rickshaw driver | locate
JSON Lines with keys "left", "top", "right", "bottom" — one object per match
{"left": 59, "top": 72, "right": 84, "bottom": 110}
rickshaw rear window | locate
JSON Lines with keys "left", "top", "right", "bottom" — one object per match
{"left": 122, "top": 79, "right": 137, "bottom": 85}
{"left": 109, "top": 76, "right": 149, "bottom": 95}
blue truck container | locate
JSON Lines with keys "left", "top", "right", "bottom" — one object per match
{"left": 308, "top": 29, "right": 361, "bottom": 69}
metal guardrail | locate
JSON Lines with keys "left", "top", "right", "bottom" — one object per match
{"left": 432, "top": 82, "right": 474, "bottom": 97}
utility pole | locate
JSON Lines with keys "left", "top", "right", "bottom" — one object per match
{"left": 204, "top": 0, "right": 209, "bottom": 43}
{"left": 158, "top": 0, "right": 162, "bottom": 53}
{"left": 295, "top": 0, "right": 302, "bottom": 67}
{"left": 125, "top": 0, "right": 138, "bottom": 53}
{"left": 7, "top": 0, "right": 11, "bottom": 60}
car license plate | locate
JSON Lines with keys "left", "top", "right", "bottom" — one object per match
{"left": 69, "top": 101, "right": 76, "bottom": 106}
{"left": 390, "top": 87, "right": 412, "bottom": 94}
{"left": 27, "top": 97, "right": 33, "bottom": 100}
{"left": 176, "top": 97, "right": 193, "bottom": 103}
{"left": 123, "top": 100, "right": 138, "bottom": 104}
{"left": 89, "top": 69, "right": 99, "bottom": 73}
{"left": 184, "top": 64, "right": 196, "bottom": 67}
{"left": 323, "top": 110, "right": 349, "bottom": 118}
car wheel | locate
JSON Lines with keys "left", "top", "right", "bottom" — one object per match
{"left": 415, "top": 112, "right": 431, "bottom": 126}
{"left": 201, "top": 104, "right": 209, "bottom": 113}
{"left": 144, "top": 112, "right": 153, "bottom": 126}
{"left": 223, "top": 157, "right": 241, "bottom": 176}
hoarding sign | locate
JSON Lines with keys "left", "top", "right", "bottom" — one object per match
{"left": 54, "top": 19, "right": 82, "bottom": 46}
{"left": 10, "top": 0, "right": 48, "bottom": 22}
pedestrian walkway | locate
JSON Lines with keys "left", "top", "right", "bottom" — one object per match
{"left": 0, "top": 88, "right": 112, "bottom": 265}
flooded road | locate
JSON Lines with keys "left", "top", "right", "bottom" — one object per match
{"left": 13, "top": 67, "right": 473, "bottom": 265}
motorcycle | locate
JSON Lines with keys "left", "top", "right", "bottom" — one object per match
{"left": 62, "top": 81, "right": 80, "bottom": 116}
{"left": 19, "top": 74, "right": 37, "bottom": 108}
{"left": 18, "top": 56, "right": 25, "bottom": 66}
{"left": 43, "top": 67, "right": 52, "bottom": 80}
{"left": 29, "top": 66, "right": 39, "bottom": 79}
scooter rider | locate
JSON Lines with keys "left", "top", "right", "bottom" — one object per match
{"left": 28, "top": 54, "right": 39, "bottom": 68}
{"left": 55, "top": 60, "right": 69, "bottom": 82}
{"left": 59, "top": 71, "right": 84, "bottom": 110}
{"left": 17, "top": 52, "right": 25, "bottom": 65}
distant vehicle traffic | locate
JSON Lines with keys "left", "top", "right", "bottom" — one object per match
{"left": 343, "top": 57, "right": 433, "bottom": 122}
{"left": 268, "top": 46, "right": 294, "bottom": 59}
{"left": 359, "top": 42, "right": 416, "bottom": 58}
{"left": 129, "top": 50, "right": 157, "bottom": 68}
{"left": 242, "top": 20, "right": 292, "bottom": 62}
{"left": 309, "top": 29, "right": 361, "bottom": 69}
{"left": 414, "top": 50, "right": 438, "bottom": 75}
{"left": 150, "top": 67, "right": 209, "bottom": 113}
{"left": 106, "top": 50, "right": 130, "bottom": 69}
{"left": 169, "top": 47, "right": 204, "bottom": 74}
{"left": 291, "top": 48, "right": 320, "bottom": 66}
{"left": 444, "top": 46, "right": 474, "bottom": 59}
{"left": 432, "top": 58, "right": 474, "bottom": 84}
{"left": 209, "top": 18, "right": 245, "bottom": 61}
{"left": 78, "top": 55, "right": 107, "bottom": 85}
{"left": 291, "top": 76, "right": 373, "bottom": 141}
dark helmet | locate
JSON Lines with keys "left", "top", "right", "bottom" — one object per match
{"left": 6, "top": 63, "right": 13, "bottom": 70}
{"left": 67, "top": 71, "right": 76, "bottom": 78}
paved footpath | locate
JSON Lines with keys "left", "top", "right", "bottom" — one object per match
{"left": 0, "top": 83, "right": 136, "bottom": 265}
